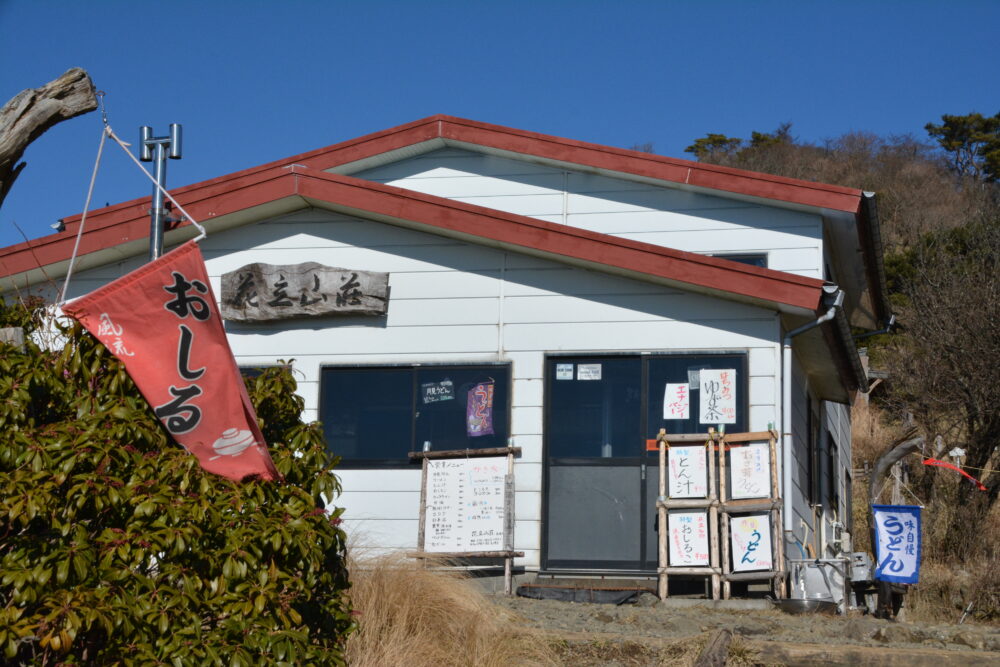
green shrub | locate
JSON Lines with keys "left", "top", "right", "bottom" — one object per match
{"left": 0, "top": 298, "right": 353, "bottom": 664}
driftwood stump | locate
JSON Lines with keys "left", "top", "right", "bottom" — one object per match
{"left": 694, "top": 628, "right": 733, "bottom": 667}
{"left": 0, "top": 68, "right": 97, "bottom": 209}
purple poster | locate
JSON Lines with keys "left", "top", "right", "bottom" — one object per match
{"left": 467, "top": 381, "right": 495, "bottom": 437}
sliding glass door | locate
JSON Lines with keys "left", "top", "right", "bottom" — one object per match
{"left": 543, "top": 353, "right": 747, "bottom": 572}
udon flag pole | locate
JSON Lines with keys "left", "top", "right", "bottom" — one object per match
{"left": 63, "top": 241, "right": 279, "bottom": 482}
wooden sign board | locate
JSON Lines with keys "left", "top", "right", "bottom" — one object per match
{"left": 668, "top": 510, "right": 710, "bottom": 566}
{"left": 221, "top": 262, "right": 388, "bottom": 322}
{"left": 668, "top": 445, "right": 708, "bottom": 498}
{"left": 424, "top": 456, "right": 507, "bottom": 553}
{"left": 730, "top": 513, "right": 773, "bottom": 572}
{"left": 730, "top": 443, "right": 770, "bottom": 499}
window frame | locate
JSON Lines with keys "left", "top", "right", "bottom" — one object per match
{"left": 319, "top": 362, "right": 512, "bottom": 469}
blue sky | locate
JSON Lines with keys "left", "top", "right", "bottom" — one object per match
{"left": 1, "top": 0, "right": 998, "bottom": 249}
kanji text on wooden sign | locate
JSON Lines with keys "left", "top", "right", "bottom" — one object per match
{"left": 221, "top": 262, "right": 389, "bottom": 322}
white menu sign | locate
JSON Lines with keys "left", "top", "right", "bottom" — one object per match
{"left": 425, "top": 457, "right": 507, "bottom": 553}
{"left": 663, "top": 382, "right": 690, "bottom": 419}
{"left": 730, "top": 514, "right": 773, "bottom": 572}
{"left": 699, "top": 369, "right": 737, "bottom": 424}
{"left": 668, "top": 511, "right": 710, "bottom": 566}
{"left": 668, "top": 446, "right": 708, "bottom": 498}
{"left": 730, "top": 443, "right": 770, "bottom": 499}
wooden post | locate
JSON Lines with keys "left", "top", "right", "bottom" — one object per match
{"left": 657, "top": 428, "right": 668, "bottom": 599}
{"left": 417, "top": 456, "right": 429, "bottom": 558}
{"left": 708, "top": 433, "right": 720, "bottom": 600}
{"left": 769, "top": 431, "right": 785, "bottom": 598}
{"left": 504, "top": 450, "right": 515, "bottom": 596}
{"left": 717, "top": 430, "right": 732, "bottom": 599}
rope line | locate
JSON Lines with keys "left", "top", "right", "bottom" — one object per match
{"left": 58, "top": 126, "right": 109, "bottom": 305}
{"left": 105, "top": 127, "right": 207, "bottom": 242}
{"left": 58, "top": 96, "right": 208, "bottom": 304}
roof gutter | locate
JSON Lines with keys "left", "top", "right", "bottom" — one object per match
{"left": 859, "top": 192, "right": 892, "bottom": 327}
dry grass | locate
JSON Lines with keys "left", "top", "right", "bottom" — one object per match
{"left": 550, "top": 634, "right": 709, "bottom": 667}
{"left": 851, "top": 400, "right": 907, "bottom": 469}
{"left": 850, "top": 402, "right": 1000, "bottom": 624}
{"left": 344, "top": 551, "right": 558, "bottom": 667}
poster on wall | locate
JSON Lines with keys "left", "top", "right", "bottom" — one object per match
{"left": 425, "top": 457, "right": 507, "bottom": 552}
{"left": 699, "top": 369, "right": 737, "bottom": 424}
{"left": 730, "top": 443, "right": 770, "bottom": 499}
{"left": 730, "top": 513, "right": 773, "bottom": 572}
{"left": 466, "top": 381, "right": 495, "bottom": 437}
{"left": 422, "top": 379, "right": 455, "bottom": 404}
{"left": 668, "top": 446, "right": 708, "bottom": 498}
{"left": 668, "top": 511, "right": 710, "bottom": 566}
{"left": 872, "top": 504, "right": 922, "bottom": 584}
{"left": 663, "top": 383, "right": 690, "bottom": 419}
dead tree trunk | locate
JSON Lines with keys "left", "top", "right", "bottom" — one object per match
{"left": 0, "top": 68, "right": 97, "bottom": 209}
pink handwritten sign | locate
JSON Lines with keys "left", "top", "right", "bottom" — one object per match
{"left": 663, "top": 382, "right": 690, "bottom": 420}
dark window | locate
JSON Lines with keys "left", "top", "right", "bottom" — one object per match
{"left": 806, "top": 397, "right": 821, "bottom": 506}
{"left": 645, "top": 355, "right": 748, "bottom": 442}
{"left": 546, "top": 353, "right": 748, "bottom": 460}
{"left": 320, "top": 365, "right": 510, "bottom": 467}
{"left": 713, "top": 253, "right": 767, "bottom": 268}
{"left": 826, "top": 429, "right": 839, "bottom": 511}
{"left": 547, "top": 357, "right": 641, "bottom": 459}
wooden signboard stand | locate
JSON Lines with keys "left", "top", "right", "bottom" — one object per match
{"left": 718, "top": 430, "right": 786, "bottom": 599}
{"left": 408, "top": 446, "right": 523, "bottom": 595}
{"left": 656, "top": 429, "right": 786, "bottom": 600}
{"left": 655, "top": 429, "right": 722, "bottom": 600}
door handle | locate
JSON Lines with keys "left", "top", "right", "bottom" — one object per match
{"left": 641, "top": 463, "right": 646, "bottom": 480}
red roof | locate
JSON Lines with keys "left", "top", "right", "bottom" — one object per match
{"left": 0, "top": 164, "right": 828, "bottom": 314}
{"left": 0, "top": 114, "right": 868, "bottom": 316}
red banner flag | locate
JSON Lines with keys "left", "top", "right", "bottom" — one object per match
{"left": 63, "top": 241, "right": 279, "bottom": 482}
{"left": 922, "top": 458, "right": 987, "bottom": 491}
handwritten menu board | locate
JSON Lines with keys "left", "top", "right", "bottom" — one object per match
{"left": 668, "top": 511, "right": 710, "bottom": 566}
{"left": 424, "top": 457, "right": 507, "bottom": 553}
{"left": 668, "top": 446, "right": 708, "bottom": 498}
{"left": 730, "top": 513, "right": 773, "bottom": 572}
{"left": 699, "top": 369, "right": 736, "bottom": 424}
{"left": 730, "top": 443, "right": 770, "bottom": 499}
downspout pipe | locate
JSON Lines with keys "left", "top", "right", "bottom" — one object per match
{"left": 853, "top": 314, "right": 897, "bottom": 341}
{"left": 782, "top": 287, "right": 844, "bottom": 541}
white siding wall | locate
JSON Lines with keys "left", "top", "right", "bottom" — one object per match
{"left": 354, "top": 148, "right": 825, "bottom": 278}
{"left": 64, "top": 208, "right": 784, "bottom": 568}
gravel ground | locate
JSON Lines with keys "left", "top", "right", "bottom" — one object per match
{"left": 490, "top": 592, "right": 1000, "bottom": 664}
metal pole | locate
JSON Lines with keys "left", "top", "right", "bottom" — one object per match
{"left": 140, "top": 124, "right": 183, "bottom": 263}
{"left": 149, "top": 141, "right": 168, "bottom": 261}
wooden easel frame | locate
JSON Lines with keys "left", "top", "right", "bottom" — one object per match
{"left": 408, "top": 446, "right": 523, "bottom": 595}
{"left": 656, "top": 430, "right": 722, "bottom": 600}
{"left": 718, "top": 430, "right": 786, "bottom": 599}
